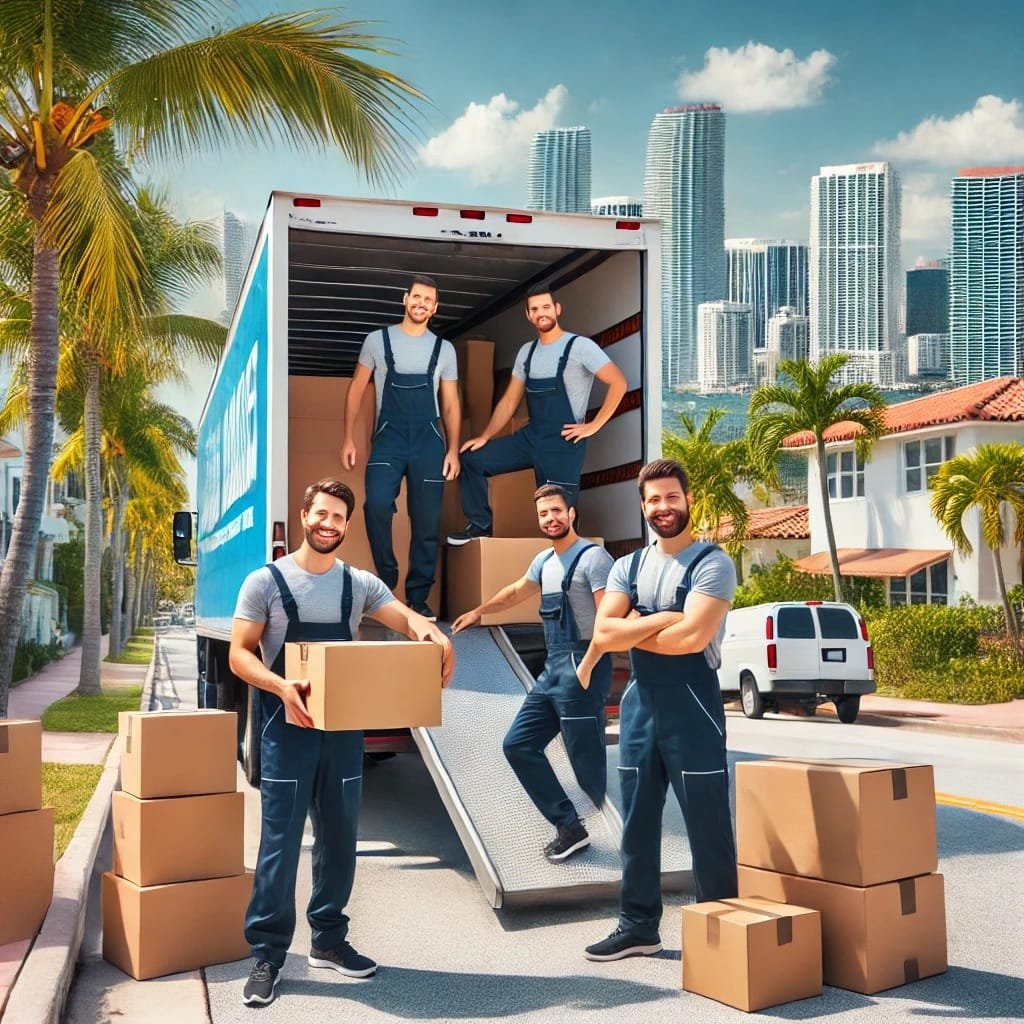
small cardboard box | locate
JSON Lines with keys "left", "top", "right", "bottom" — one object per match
{"left": 736, "top": 759, "right": 937, "bottom": 886}
{"left": 102, "top": 871, "right": 252, "bottom": 981}
{"left": 118, "top": 711, "right": 238, "bottom": 800}
{"left": 112, "top": 791, "right": 245, "bottom": 887}
{"left": 284, "top": 640, "right": 442, "bottom": 730}
{"left": 0, "top": 718, "right": 42, "bottom": 816}
{"left": 738, "top": 866, "right": 947, "bottom": 993}
{"left": 455, "top": 338, "right": 495, "bottom": 437}
{"left": 682, "top": 896, "right": 822, "bottom": 1012}
{"left": 490, "top": 469, "right": 545, "bottom": 538}
{"left": 0, "top": 807, "right": 55, "bottom": 945}
{"left": 445, "top": 537, "right": 549, "bottom": 624}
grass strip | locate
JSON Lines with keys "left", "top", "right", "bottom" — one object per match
{"left": 42, "top": 686, "right": 144, "bottom": 732}
{"left": 104, "top": 637, "right": 155, "bottom": 665}
{"left": 43, "top": 763, "right": 105, "bottom": 860}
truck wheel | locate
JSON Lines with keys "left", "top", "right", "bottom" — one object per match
{"left": 242, "top": 686, "right": 262, "bottom": 787}
{"left": 740, "top": 675, "right": 765, "bottom": 719}
{"left": 835, "top": 695, "right": 861, "bottom": 724}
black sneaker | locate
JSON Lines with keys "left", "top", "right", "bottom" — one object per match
{"left": 410, "top": 602, "right": 437, "bottom": 622}
{"left": 242, "top": 959, "right": 280, "bottom": 1006}
{"left": 543, "top": 819, "right": 590, "bottom": 861}
{"left": 308, "top": 941, "right": 377, "bottom": 978}
{"left": 446, "top": 523, "right": 492, "bottom": 546}
{"left": 584, "top": 926, "right": 662, "bottom": 962}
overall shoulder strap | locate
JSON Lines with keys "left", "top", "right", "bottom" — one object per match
{"left": 340, "top": 564, "right": 353, "bottom": 625}
{"left": 556, "top": 335, "right": 578, "bottom": 375}
{"left": 381, "top": 327, "right": 396, "bottom": 370}
{"left": 266, "top": 562, "right": 299, "bottom": 622}
{"left": 679, "top": 542, "right": 719, "bottom": 594}
{"left": 426, "top": 334, "right": 444, "bottom": 378}
{"left": 561, "top": 542, "right": 596, "bottom": 593}
{"left": 523, "top": 340, "right": 539, "bottom": 377}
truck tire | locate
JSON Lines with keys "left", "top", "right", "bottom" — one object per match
{"left": 740, "top": 675, "right": 765, "bottom": 719}
{"left": 835, "top": 695, "right": 861, "bottom": 724}
{"left": 242, "top": 686, "right": 262, "bottom": 787}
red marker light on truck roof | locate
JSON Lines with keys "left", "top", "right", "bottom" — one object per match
{"left": 616, "top": 220, "right": 641, "bottom": 230}
{"left": 460, "top": 209, "right": 485, "bottom": 220}
{"left": 506, "top": 213, "right": 532, "bottom": 223}
{"left": 293, "top": 197, "right": 321, "bottom": 208}
{"left": 412, "top": 206, "right": 438, "bottom": 217}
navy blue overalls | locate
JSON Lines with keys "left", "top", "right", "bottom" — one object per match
{"left": 364, "top": 327, "right": 446, "bottom": 607}
{"left": 616, "top": 542, "right": 737, "bottom": 940}
{"left": 502, "top": 544, "right": 612, "bottom": 827}
{"left": 459, "top": 336, "right": 588, "bottom": 532}
{"left": 245, "top": 563, "right": 364, "bottom": 969}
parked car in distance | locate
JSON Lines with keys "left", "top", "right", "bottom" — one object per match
{"left": 717, "top": 601, "right": 875, "bottom": 723}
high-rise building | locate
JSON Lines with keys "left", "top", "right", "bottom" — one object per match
{"left": 644, "top": 105, "right": 726, "bottom": 388}
{"left": 757, "top": 306, "right": 810, "bottom": 386}
{"left": 949, "top": 166, "right": 1024, "bottom": 385}
{"left": 725, "top": 239, "right": 808, "bottom": 350}
{"left": 590, "top": 196, "right": 644, "bottom": 217}
{"left": 221, "top": 211, "right": 249, "bottom": 324}
{"left": 907, "top": 334, "right": 950, "bottom": 379}
{"left": 697, "top": 301, "right": 753, "bottom": 392}
{"left": 526, "top": 127, "right": 592, "bottom": 213}
{"left": 906, "top": 260, "right": 949, "bottom": 336}
{"left": 810, "top": 162, "right": 902, "bottom": 386}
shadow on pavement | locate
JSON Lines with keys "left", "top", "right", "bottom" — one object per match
{"left": 881, "top": 966, "right": 1024, "bottom": 1019}
{"left": 937, "top": 805, "right": 1024, "bottom": 860}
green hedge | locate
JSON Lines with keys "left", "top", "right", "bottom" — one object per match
{"left": 12, "top": 640, "right": 64, "bottom": 684}
{"left": 733, "top": 554, "right": 887, "bottom": 614}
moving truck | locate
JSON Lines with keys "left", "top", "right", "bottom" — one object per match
{"left": 175, "top": 192, "right": 663, "bottom": 783}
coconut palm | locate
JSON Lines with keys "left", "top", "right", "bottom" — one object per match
{"left": 0, "top": 1, "right": 421, "bottom": 711}
{"left": 930, "top": 443, "right": 1024, "bottom": 653}
{"left": 747, "top": 355, "right": 887, "bottom": 602}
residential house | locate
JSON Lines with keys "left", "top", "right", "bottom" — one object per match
{"left": 703, "top": 505, "right": 810, "bottom": 582}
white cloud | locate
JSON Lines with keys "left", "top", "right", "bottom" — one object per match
{"left": 901, "top": 189, "right": 950, "bottom": 245}
{"left": 677, "top": 42, "right": 836, "bottom": 113}
{"left": 418, "top": 85, "right": 568, "bottom": 184}
{"left": 875, "top": 95, "right": 1024, "bottom": 164}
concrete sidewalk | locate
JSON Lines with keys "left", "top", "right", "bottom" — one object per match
{"left": 858, "top": 693, "right": 1024, "bottom": 741}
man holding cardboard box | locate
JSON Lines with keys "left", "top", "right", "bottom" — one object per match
{"left": 341, "top": 275, "right": 461, "bottom": 620}
{"left": 447, "top": 284, "right": 627, "bottom": 544}
{"left": 452, "top": 484, "right": 614, "bottom": 861}
{"left": 575, "top": 459, "right": 738, "bottom": 962}
{"left": 230, "top": 479, "right": 453, "bottom": 1007}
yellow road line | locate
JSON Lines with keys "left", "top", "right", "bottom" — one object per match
{"left": 935, "top": 792, "right": 1024, "bottom": 822}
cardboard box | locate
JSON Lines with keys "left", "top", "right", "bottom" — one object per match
{"left": 682, "top": 896, "right": 822, "bottom": 1011}
{"left": 0, "top": 807, "right": 55, "bottom": 945}
{"left": 490, "top": 469, "right": 544, "bottom": 538}
{"left": 455, "top": 338, "right": 495, "bottom": 437}
{"left": 102, "top": 871, "right": 252, "bottom": 981}
{"left": 0, "top": 718, "right": 42, "bottom": 816}
{"left": 445, "top": 537, "right": 550, "bottom": 624}
{"left": 112, "top": 791, "right": 244, "bottom": 887}
{"left": 736, "top": 759, "right": 937, "bottom": 886}
{"left": 118, "top": 711, "right": 238, "bottom": 800}
{"left": 738, "top": 866, "right": 947, "bottom": 993}
{"left": 284, "top": 640, "right": 442, "bottom": 730}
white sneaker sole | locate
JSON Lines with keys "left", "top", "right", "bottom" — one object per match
{"left": 308, "top": 954, "right": 377, "bottom": 978}
{"left": 584, "top": 941, "right": 662, "bottom": 962}
{"left": 242, "top": 973, "right": 280, "bottom": 1005}
{"left": 446, "top": 535, "right": 474, "bottom": 546}
{"left": 545, "top": 835, "right": 590, "bottom": 861}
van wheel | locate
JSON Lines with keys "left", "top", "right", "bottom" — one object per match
{"left": 835, "top": 695, "right": 861, "bottom": 724}
{"left": 740, "top": 676, "right": 765, "bottom": 719}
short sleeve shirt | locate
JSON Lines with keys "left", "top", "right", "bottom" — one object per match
{"left": 511, "top": 333, "right": 610, "bottom": 422}
{"left": 525, "top": 539, "right": 614, "bottom": 640}
{"left": 357, "top": 326, "right": 458, "bottom": 421}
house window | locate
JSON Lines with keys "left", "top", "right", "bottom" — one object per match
{"left": 904, "top": 436, "right": 955, "bottom": 492}
{"left": 826, "top": 449, "right": 864, "bottom": 499}
{"left": 889, "top": 561, "right": 950, "bottom": 606}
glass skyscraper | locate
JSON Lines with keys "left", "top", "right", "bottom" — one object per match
{"left": 949, "top": 166, "right": 1024, "bottom": 385}
{"left": 221, "top": 210, "right": 249, "bottom": 325}
{"left": 905, "top": 262, "right": 949, "bottom": 336}
{"left": 725, "top": 239, "right": 808, "bottom": 351}
{"left": 526, "top": 127, "right": 591, "bottom": 214}
{"left": 697, "top": 301, "right": 753, "bottom": 392}
{"left": 590, "top": 196, "right": 643, "bottom": 217}
{"left": 644, "top": 105, "right": 726, "bottom": 389}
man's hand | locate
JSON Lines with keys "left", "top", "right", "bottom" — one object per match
{"left": 443, "top": 450, "right": 461, "bottom": 480}
{"left": 340, "top": 436, "right": 358, "bottom": 470}
{"left": 452, "top": 608, "right": 481, "bottom": 634}
{"left": 459, "top": 435, "right": 489, "bottom": 453}
{"left": 561, "top": 421, "right": 597, "bottom": 444}
{"left": 280, "top": 678, "right": 314, "bottom": 728}
{"left": 572, "top": 652, "right": 594, "bottom": 690}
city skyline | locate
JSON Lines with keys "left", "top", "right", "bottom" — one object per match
{"left": 526, "top": 127, "right": 592, "bottom": 213}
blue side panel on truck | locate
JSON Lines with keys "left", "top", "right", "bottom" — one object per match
{"left": 195, "top": 243, "right": 270, "bottom": 626}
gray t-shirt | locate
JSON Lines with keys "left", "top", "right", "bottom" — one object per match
{"left": 525, "top": 539, "right": 613, "bottom": 641}
{"left": 357, "top": 326, "right": 458, "bottom": 421}
{"left": 511, "top": 333, "right": 611, "bottom": 422}
{"left": 234, "top": 554, "right": 394, "bottom": 670}
{"left": 606, "top": 543, "right": 736, "bottom": 669}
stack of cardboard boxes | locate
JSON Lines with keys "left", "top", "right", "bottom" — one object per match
{"left": 0, "top": 720, "right": 55, "bottom": 947}
{"left": 102, "top": 710, "right": 253, "bottom": 980}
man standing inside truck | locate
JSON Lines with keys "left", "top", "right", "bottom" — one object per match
{"left": 230, "top": 478, "right": 453, "bottom": 1007}
{"left": 447, "top": 283, "right": 627, "bottom": 545}
{"left": 341, "top": 275, "right": 461, "bottom": 620}
{"left": 451, "top": 484, "right": 613, "bottom": 861}
{"left": 573, "top": 459, "right": 737, "bottom": 962}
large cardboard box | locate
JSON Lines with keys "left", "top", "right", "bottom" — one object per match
{"left": 445, "top": 537, "right": 549, "bottom": 624}
{"left": 736, "top": 759, "right": 937, "bottom": 886}
{"left": 682, "top": 896, "right": 822, "bottom": 1012}
{"left": 0, "top": 807, "right": 55, "bottom": 945}
{"left": 118, "top": 711, "right": 238, "bottom": 800}
{"left": 738, "top": 866, "right": 948, "bottom": 993}
{"left": 490, "top": 469, "right": 544, "bottom": 538}
{"left": 455, "top": 338, "right": 495, "bottom": 437}
{"left": 0, "top": 718, "right": 42, "bottom": 816}
{"left": 112, "top": 791, "right": 245, "bottom": 887}
{"left": 102, "top": 871, "right": 252, "bottom": 981}
{"left": 284, "top": 640, "right": 442, "bottom": 730}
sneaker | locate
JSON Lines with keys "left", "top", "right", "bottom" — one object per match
{"left": 308, "top": 941, "right": 378, "bottom": 978}
{"left": 242, "top": 960, "right": 280, "bottom": 1006}
{"left": 543, "top": 819, "right": 590, "bottom": 861}
{"left": 584, "top": 926, "right": 662, "bottom": 962}
{"left": 446, "top": 523, "right": 492, "bottom": 546}
{"left": 410, "top": 602, "right": 437, "bottom": 622}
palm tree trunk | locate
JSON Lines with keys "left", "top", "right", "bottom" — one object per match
{"left": 108, "top": 471, "right": 128, "bottom": 659}
{"left": 76, "top": 360, "right": 104, "bottom": 695}
{"left": 991, "top": 543, "right": 1021, "bottom": 652}
{"left": 816, "top": 436, "right": 844, "bottom": 602}
{"left": 123, "top": 535, "right": 137, "bottom": 642}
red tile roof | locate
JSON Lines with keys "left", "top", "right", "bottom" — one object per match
{"left": 704, "top": 504, "right": 809, "bottom": 541}
{"left": 794, "top": 548, "right": 951, "bottom": 578}
{"left": 782, "top": 377, "right": 1024, "bottom": 448}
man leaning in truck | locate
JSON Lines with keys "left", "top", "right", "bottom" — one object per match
{"left": 452, "top": 484, "right": 613, "bottom": 861}
{"left": 447, "top": 283, "right": 626, "bottom": 545}
{"left": 229, "top": 478, "right": 453, "bottom": 1007}
{"left": 341, "top": 274, "right": 461, "bottom": 620}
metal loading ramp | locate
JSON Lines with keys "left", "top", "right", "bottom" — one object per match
{"left": 412, "top": 626, "right": 693, "bottom": 909}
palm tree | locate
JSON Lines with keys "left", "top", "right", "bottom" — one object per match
{"left": 0, "top": 2, "right": 421, "bottom": 713}
{"left": 930, "top": 443, "right": 1024, "bottom": 653}
{"left": 747, "top": 355, "right": 887, "bottom": 602}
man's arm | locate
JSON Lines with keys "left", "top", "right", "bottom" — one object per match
{"left": 229, "top": 617, "right": 315, "bottom": 729}
{"left": 562, "top": 361, "right": 628, "bottom": 443}
{"left": 368, "top": 600, "right": 455, "bottom": 687}
{"left": 451, "top": 575, "right": 540, "bottom": 633}
{"left": 634, "top": 592, "right": 731, "bottom": 656}
{"left": 340, "top": 362, "right": 375, "bottom": 469}
{"left": 438, "top": 377, "right": 462, "bottom": 479}
{"left": 460, "top": 375, "right": 526, "bottom": 453}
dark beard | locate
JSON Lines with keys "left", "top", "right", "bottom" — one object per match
{"left": 646, "top": 507, "right": 689, "bottom": 539}
{"left": 543, "top": 522, "right": 572, "bottom": 540}
{"left": 304, "top": 526, "right": 344, "bottom": 554}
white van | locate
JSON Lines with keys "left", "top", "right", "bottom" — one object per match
{"left": 717, "top": 601, "right": 875, "bottom": 723}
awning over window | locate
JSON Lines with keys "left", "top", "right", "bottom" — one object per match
{"left": 0, "top": 437, "right": 21, "bottom": 458}
{"left": 794, "top": 548, "right": 952, "bottom": 578}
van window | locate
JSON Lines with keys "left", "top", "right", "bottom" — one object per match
{"left": 816, "top": 606, "right": 858, "bottom": 639}
{"left": 777, "top": 607, "right": 815, "bottom": 639}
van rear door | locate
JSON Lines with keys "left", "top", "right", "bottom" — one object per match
{"left": 813, "top": 604, "right": 866, "bottom": 681}
{"left": 774, "top": 605, "right": 818, "bottom": 679}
